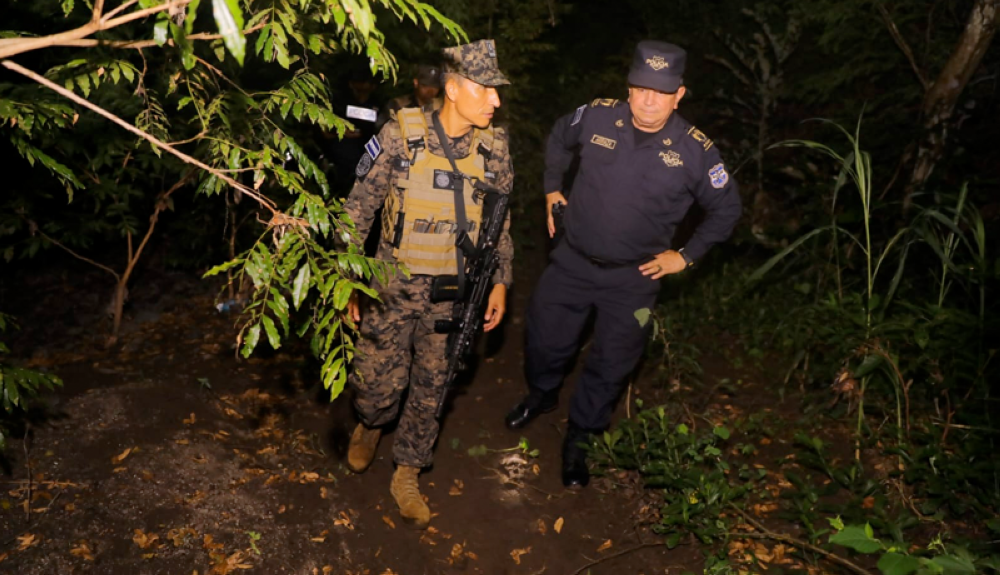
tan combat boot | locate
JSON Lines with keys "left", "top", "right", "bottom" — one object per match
{"left": 346, "top": 423, "right": 381, "bottom": 473}
{"left": 390, "top": 465, "right": 431, "bottom": 529}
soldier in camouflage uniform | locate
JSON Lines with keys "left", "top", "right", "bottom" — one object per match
{"left": 342, "top": 40, "right": 514, "bottom": 529}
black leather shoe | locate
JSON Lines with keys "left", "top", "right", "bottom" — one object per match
{"left": 504, "top": 399, "right": 556, "bottom": 431}
{"left": 562, "top": 423, "right": 593, "bottom": 489}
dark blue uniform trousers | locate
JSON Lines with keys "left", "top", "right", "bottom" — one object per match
{"left": 525, "top": 241, "right": 660, "bottom": 430}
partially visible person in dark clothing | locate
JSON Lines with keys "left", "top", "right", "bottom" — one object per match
{"left": 376, "top": 65, "right": 443, "bottom": 130}
{"left": 324, "top": 66, "right": 383, "bottom": 197}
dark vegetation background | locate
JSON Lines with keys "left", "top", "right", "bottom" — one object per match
{"left": 1, "top": 0, "right": 999, "bottom": 573}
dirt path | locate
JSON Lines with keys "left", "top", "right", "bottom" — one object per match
{"left": 1, "top": 248, "right": 720, "bottom": 574}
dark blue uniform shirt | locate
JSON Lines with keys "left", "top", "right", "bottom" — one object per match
{"left": 544, "top": 100, "right": 742, "bottom": 264}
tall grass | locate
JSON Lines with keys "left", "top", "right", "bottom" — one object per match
{"left": 750, "top": 117, "right": 992, "bottom": 464}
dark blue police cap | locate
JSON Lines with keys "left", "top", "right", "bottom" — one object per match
{"left": 627, "top": 41, "right": 686, "bottom": 93}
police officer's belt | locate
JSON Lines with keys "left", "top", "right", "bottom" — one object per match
{"left": 566, "top": 240, "right": 651, "bottom": 269}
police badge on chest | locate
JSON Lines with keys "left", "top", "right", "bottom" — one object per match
{"left": 433, "top": 169, "right": 456, "bottom": 190}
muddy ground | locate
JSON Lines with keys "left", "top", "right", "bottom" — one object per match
{"left": 0, "top": 246, "right": 836, "bottom": 575}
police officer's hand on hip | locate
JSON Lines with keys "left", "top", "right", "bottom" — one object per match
{"left": 510, "top": 40, "right": 742, "bottom": 489}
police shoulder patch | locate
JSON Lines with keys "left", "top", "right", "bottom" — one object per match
{"left": 571, "top": 104, "right": 586, "bottom": 126}
{"left": 590, "top": 98, "right": 619, "bottom": 108}
{"left": 708, "top": 163, "right": 729, "bottom": 189}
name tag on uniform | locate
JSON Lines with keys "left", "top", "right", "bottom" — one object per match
{"left": 590, "top": 134, "right": 617, "bottom": 150}
{"left": 346, "top": 105, "right": 377, "bottom": 123}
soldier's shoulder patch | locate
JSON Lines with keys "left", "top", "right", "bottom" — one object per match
{"left": 355, "top": 152, "right": 374, "bottom": 179}
{"left": 571, "top": 104, "right": 587, "bottom": 126}
{"left": 686, "top": 126, "right": 714, "bottom": 151}
{"left": 364, "top": 136, "right": 382, "bottom": 161}
{"left": 589, "top": 98, "right": 620, "bottom": 108}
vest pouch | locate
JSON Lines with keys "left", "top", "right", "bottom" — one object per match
{"left": 430, "top": 275, "right": 460, "bottom": 303}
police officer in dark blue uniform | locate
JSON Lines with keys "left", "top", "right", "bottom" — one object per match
{"left": 505, "top": 41, "right": 742, "bottom": 488}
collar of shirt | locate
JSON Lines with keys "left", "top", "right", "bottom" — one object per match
{"left": 616, "top": 106, "right": 683, "bottom": 150}
{"left": 426, "top": 110, "right": 475, "bottom": 157}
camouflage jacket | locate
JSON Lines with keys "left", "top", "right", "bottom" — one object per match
{"left": 343, "top": 110, "right": 515, "bottom": 287}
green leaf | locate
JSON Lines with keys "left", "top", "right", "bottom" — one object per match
{"left": 930, "top": 554, "right": 976, "bottom": 575}
{"left": 241, "top": 324, "right": 261, "bottom": 358}
{"left": 291, "top": 264, "right": 311, "bottom": 309}
{"left": 634, "top": 307, "right": 651, "bottom": 328}
{"left": 829, "top": 525, "right": 882, "bottom": 554}
{"left": 261, "top": 315, "right": 281, "bottom": 350}
{"left": 212, "top": 0, "right": 246, "bottom": 65}
{"left": 713, "top": 426, "right": 730, "bottom": 440}
{"left": 154, "top": 19, "right": 169, "bottom": 46}
{"left": 184, "top": 0, "right": 203, "bottom": 34}
{"left": 877, "top": 553, "right": 920, "bottom": 575}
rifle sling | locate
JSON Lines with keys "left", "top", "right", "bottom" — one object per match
{"left": 431, "top": 111, "right": 469, "bottom": 299}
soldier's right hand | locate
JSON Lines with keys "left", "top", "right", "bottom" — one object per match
{"left": 546, "top": 191, "right": 568, "bottom": 239}
{"left": 346, "top": 292, "right": 361, "bottom": 325}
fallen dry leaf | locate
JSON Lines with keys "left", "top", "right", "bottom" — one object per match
{"left": 554, "top": 517, "right": 564, "bottom": 534}
{"left": 184, "top": 413, "right": 197, "bottom": 425}
{"left": 333, "top": 511, "right": 354, "bottom": 530}
{"left": 133, "top": 529, "right": 160, "bottom": 550}
{"left": 203, "top": 534, "right": 225, "bottom": 552}
{"left": 597, "top": 539, "right": 613, "bottom": 552}
{"left": 510, "top": 546, "right": 531, "bottom": 565}
{"left": 382, "top": 515, "right": 396, "bottom": 529}
{"left": 70, "top": 540, "right": 96, "bottom": 561}
{"left": 862, "top": 496, "right": 875, "bottom": 509}
{"left": 537, "top": 518, "right": 547, "bottom": 534}
{"left": 17, "top": 533, "right": 39, "bottom": 551}
{"left": 449, "top": 479, "right": 464, "bottom": 496}
{"left": 111, "top": 448, "right": 133, "bottom": 464}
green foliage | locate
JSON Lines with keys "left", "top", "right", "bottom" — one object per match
{"left": 0, "top": 314, "right": 63, "bottom": 450}
{"left": 826, "top": 520, "right": 998, "bottom": 575}
{"left": 2, "top": 0, "right": 467, "bottom": 389}
{"left": 588, "top": 406, "right": 752, "bottom": 547}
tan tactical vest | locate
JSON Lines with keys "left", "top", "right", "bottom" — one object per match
{"left": 381, "top": 108, "right": 495, "bottom": 276}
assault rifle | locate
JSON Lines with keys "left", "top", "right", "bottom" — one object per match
{"left": 433, "top": 182, "right": 510, "bottom": 418}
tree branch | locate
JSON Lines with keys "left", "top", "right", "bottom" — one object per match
{"left": 40, "top": 21, "right": 267, "bottom": 50}
{"left": 571, "top": 543, "right": 667, "bottom": 575}
{"left": 93, "top": 0, "right": 107, "bottom": 24}
{"left": 22, "top": 217, "right": 121, "bottom": 281}
{"left": 877, "top": 3, "right": 931, "bottom": 90}
{"left": 0, "top": 59, "right": 278, "bottom": 214}
{"left": 0, "top": 0, "right": 191, "bottom": 59}
{"left": 102, "top": 0, "right": 140, "bottom": 23}
{"left": 728, "top": 504, "right": 874, "bottom": 575}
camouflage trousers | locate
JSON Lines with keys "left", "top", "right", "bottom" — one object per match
{"left": 349, "top": 272, "right": 455, "bottom": 468}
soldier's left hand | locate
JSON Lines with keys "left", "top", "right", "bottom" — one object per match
{"left": 639, "top": 250, "right": 687, "bottom": 280}
{"left": 483, "top": 284, "right": 507, "bottom": 332}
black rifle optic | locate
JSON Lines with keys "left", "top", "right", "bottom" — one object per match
{"left": 432, "top": 179, "right": 509, "bottom": 419}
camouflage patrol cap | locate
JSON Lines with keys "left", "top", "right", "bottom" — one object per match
{"left": 441, "top": 40, "right": 510, "bottom": 87}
